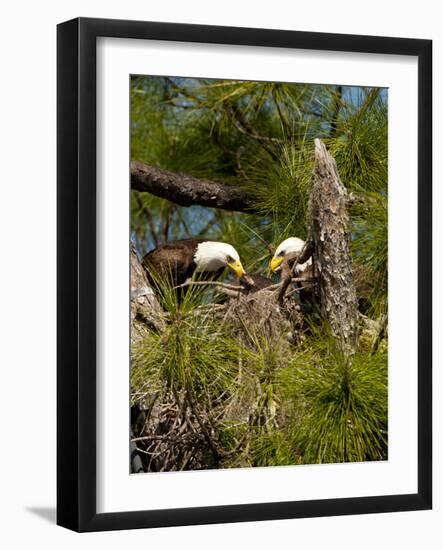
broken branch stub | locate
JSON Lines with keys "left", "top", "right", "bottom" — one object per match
{"left": 309, "top": 139, "right": 358, "bottom": 352}
{"left": 131, "top": 245, "right": 165, "bottom": 339}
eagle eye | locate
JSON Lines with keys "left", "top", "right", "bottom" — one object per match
{"left": 226, "top": 255, "right": 234, "bottom": 263}
{"left": 279, "top": 250, "right": 285, "bottom": 257}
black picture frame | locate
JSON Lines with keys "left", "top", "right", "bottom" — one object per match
{"left": 57, "top": 17, "right": 432, "bottom": 532}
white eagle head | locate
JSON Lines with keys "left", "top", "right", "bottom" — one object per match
{"left": 269, "top": 237, "right": 311, "bottom": 273}
{"left": 194, "top": 241, "right": 246, "bottom": 278}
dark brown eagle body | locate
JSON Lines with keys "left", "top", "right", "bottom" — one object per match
{"left": 142, "top": 238, "right": 222, "bottom": 287}
{"left": 235, "top": 273, "right": 273, "bottom": 293}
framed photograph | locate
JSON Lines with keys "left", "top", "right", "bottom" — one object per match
{"left": 57, "top": 17, "right": 432, "bottom": 532}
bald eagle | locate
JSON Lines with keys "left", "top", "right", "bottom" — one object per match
{"left": 269, "top": 237, "right": 312, "bottom": 276}
{"left": 269, "top": 237, "right": 315, "bottom": 305}
{"left": 142, "top": 238, "right": 246, "bottom": 288}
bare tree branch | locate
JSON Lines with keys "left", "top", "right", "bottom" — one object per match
{"left": 329, "top": 85, "right": 343, "bottom": 137}
{"left": 131, "top": 161, "right": 256, "bottom": 213}
{"left": 229, "top": 104, "right": 281, "bottom": 159}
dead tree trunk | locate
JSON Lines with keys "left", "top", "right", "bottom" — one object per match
{"left": 309, "top": 139, "right": 358, "bottom": 352}
{"left": 130, "top": 245, "right": 164, "bottom": 340}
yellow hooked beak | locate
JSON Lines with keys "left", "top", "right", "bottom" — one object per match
{"left": 269, "top": 255, "right": 284, "bottom": 273}
{"left": 227, "top": 260, "right": 246, "bottom": 279}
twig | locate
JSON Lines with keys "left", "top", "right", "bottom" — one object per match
{"left": 194, "top": 304, "right": 226, "bottom": 312}
{"left": 286, "top": 285, "right": 311, "bottom": 296}
{"left": 131, "top": 434, "right": 199, "bottom": 443}
{"left": 185, "top": 387, "right": 224, "bottom": 461}
{"left": 329, "top": 85, "right": 343, "bottom": 137}
{"left": 263, "top": 277, "right": 316, "bottom": 292}
{"left": 173, "top": 280, "right": 246, "bottom": 292}
{"left": 230, "top": 104, "right": 283, "bottom": 145}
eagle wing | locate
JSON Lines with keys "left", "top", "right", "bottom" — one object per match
{"left": 142, "top": 238, "right": 204, "bottom": 286}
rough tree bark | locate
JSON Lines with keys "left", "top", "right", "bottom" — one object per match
{"left": 309, "top": 139, "right": 358, "bottom": 352}
{"left": 130, "top": 245, "right": 164, "bottom": 340}
{"left": 131, "top": 160, "right": 256, "bottom": 213}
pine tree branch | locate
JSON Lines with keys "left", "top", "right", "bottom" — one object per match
{"left": 329, "top": 85, "right": 343, "bottom": 137}
{"left": 131, "top": 161, "right": 257, "bottom": 213}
